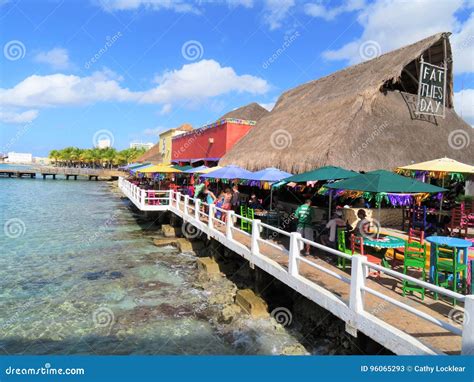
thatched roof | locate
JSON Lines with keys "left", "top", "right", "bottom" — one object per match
{"left": 137, "top": 123, "right": 193, "bottom": 163}
{"left": 219, "top": 102, "right": 270, "bottom": 122}
{"left": 220, "top": 32, "right": 473, "bottom": 173}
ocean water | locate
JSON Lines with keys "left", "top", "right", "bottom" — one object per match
{"left": 0, "top": 167, "right": 303, "bottom": 355}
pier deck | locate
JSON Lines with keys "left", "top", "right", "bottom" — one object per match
{"left": 0, "top": 166, "right": 122, "bottom": 180}
{"left": 118, "top": 177, "right": 473, "bottom": 355}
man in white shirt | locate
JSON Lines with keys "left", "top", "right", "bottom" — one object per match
{"left": 325, "top": 210, "right": 346, "bottom": 248}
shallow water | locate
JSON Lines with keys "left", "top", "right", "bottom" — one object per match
{"left": 0, "top": 168, "right": 303, "bottom": 355}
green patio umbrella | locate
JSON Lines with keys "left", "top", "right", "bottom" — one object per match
{"left": 282, "top": 166, "right": 358, "bottom": 183}
{"left": 324, "top": 170, "right": 446, "bottom": 194}
{"left": 172, "top": 165, "right": 193, "bottom": 171}
{"left": 324, "top": 170, "right": 446, "bottom": 222}
{"left": 280, "top": 166, "right": 358, "bottom": 218}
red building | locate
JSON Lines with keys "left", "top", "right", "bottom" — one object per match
{"left": 171, "top": 118, "right": 256, "bottom": 165}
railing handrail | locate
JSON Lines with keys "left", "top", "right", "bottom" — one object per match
{"left": 118, "top": 178, "right": 473, "bottom": 354}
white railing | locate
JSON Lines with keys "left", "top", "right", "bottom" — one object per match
{"left": 118, "top": 177, "right": 474, "bottom": 355}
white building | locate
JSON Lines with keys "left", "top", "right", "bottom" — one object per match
{"left": 130, "top": 141, "right": 154, "bottom": 150}
{"left": 6, "top": 152, "right": 33, "bottom": 164}
{"left": 97, "top": 138, "right": 111, "bottom": 149}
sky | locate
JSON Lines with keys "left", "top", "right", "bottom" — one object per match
{"left": 0, "top": 0, "right": 473, "bottom": 157}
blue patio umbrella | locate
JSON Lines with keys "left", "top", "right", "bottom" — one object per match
{"left": 200, "top": 165, "right": 254, "bottom": 180}
{"left": 245, "top": 167, "right": 293, "bottom": 209}
{"left": 184, "top": 165, "right": 209, "bottom": 173}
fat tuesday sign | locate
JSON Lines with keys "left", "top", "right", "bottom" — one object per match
{"left": 416, "top": 58, "right": 446, "bottom": 118}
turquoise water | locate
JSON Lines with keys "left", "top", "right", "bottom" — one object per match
{"left": 0, "top": 167, "right": 302, "bottom": 355}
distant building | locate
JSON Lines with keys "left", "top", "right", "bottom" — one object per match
{"left": 6, "top": 152, "right": 33, "bottom": 164}
{"left": 97, "top": 139, "right": 111, "bottom": 149}
{"left": 33, "top": 157, "right": 51, "bottom": 165}
{"left": 171, "top": 118, "right": 256, "bottom": 166}
{"left": 129, "top": 142, "right": 154, "bottom": 150}
{"left": 136, "top": 124, "right": 194, "bottom": 164}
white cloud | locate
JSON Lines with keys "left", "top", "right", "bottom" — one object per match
{"left": 142, "top": 59, "right": 269, "bottom": 104}
{"left": 262, "top": 0, "right": 295, "bottom": 30}
{"left": 259, "top": 101, "right": 275, "bottom": 111}
{"left": 98, "top": 0, "right": 198, "bottom": 13}
{"left": 321, "top": 0, "right": 470, "bottom": 71}
{"left": 143, "top": 126, "right": 165, "bottom": 136}
{"left": 0, "top": 108, "right": 38, "bottom": 124}
{"left": 159, "top": 103, "right": 172, "bottom": 115}
{"left": 454, "top": 89, "right": 474, "bottom": 124}
{"left": 451, "top": 13, "right": 474, "bottom": 74}
{"left": 0, "top": 60, "right": 269, "bottom": 119}
{"left": 304, "top": 0, "right": 365, "bottom": 21}
{"left": 34, "top": 48, "right": 71, "bottom": 70}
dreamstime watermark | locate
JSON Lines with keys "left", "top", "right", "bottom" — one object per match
{"left": 92, "top": 129, "right": 115, "bottom": 148}
{"left": 270, "top": 129, "right": 292, "bottom": 150}
{"left": 4, "top": 218, "right": 26, "bottom": 239}
{"left": 359, "top": 40, "right": 381, "bottom": 61}
{"left": 1, "top": 121, "right": 33, "bottom": 154}
{"left": 351, "top": 121, "right": 388, "bottom": 159}
{"left": 84, "top": 31, "right": 122, "bottom": 70}
{"left": 448, "top": 308, "right": 469, "bottom": 326}
{"left": 181, "top": 40, "right": 203, "bottom": 61}
{"left": 182, "top": 221, "right": 201, "bottom": 240}
{"left": 359, "top": 218, "right": 381, "bottom": 241}
{"left": 5, "top": 363, "right": 85, "bottom": 376}
{"left": 262, "top": 31, "right": 300, "bottom": 69}
{"left": 3, "top": 40, "right": 26, "bottom": 61}
{"left": 92, "top": 307, "right": 115, "bottom": 333}
{"left": 448, "top": 129, "right": 470, "bottom": 150}
{"left": 172, "top": 128, "right": 204, "bottom": 158}
{"left": 270, "top": 307, "right": 293, "bottom": 327}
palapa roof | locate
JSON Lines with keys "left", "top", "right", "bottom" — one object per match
{"left": 220, "top": 32, "right": 473, "bottom": 173}
{"left": 136, "top": 123, "right": 193, "bottom": 163}
{"left": 219, "top": 102, "right": 270, "bottom": 122}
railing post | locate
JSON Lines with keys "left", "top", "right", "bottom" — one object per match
{"left": 176, "top": 192, "right": 182, "bottom": 211}
{"left": 184, "top": 195, "right": 189, "bottom": 217}
{"left": 226, "top": 210, "right": 234, "bottom": 240}
{"left": 251, "top": 219, "right": 261, "bottom": 255}
{"left": 208, "top": 204, "right": 214, "bottom": 231}
{"left": 349, "top": 255, "right": 366, "bottom": 314}
{"left": 140, "top": 189, "right": 146, "bottom": 207}
{"left": 461, "top": 295, "right": 474, "bottom": 355}
{"left": 195, "top": 199, "right": 201, "bottom": 220}
{"left": 288, "top": 232, "right": 301, "bottom": 276}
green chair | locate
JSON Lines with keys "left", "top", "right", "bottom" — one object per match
{"left": 434, "top": 245, "right": 467, "bottom": 306}
{"left": 337, "top": 229, "right": 352, "bottom": 270}
{"left": 240, "top": 205, "right": 249, "bottom": 232}
{"left": 402, "top": 241, "right": 427, "bottom": 300}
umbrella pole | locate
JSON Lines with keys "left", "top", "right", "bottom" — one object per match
{"left": 438, "top": 177, "right": 445, "bottom": 223}
{"left": 270, "top": 186, "right": 273, "bottom": 211}
{"left": 328, "top": 191, "right": 332, "bottom": 221}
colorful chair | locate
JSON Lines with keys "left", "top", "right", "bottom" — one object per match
{"left": 336, "top": 229, "right": 352, "bottom": 270}
{"left": 351, "top": 234, "right": 382, "bottom": 278}
{"left": 402, "top": 241, "right": 427, "bottom": 300}
{"left": 392, "top": 228, "right": 425, "bottom": 266}
{"left": 434, "top": 245, "right": 467, "bottom": 305}
{"left": 240, "top": 206, "right": 254, "bottom": 233}
{"left": 411, "top": 206, "right": 431, "bottom": 232}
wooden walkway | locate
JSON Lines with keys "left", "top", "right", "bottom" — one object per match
{"left": 0, "top": 166, "right": 122, "bottom": 180}
{"left": 117, "top": 177, "right": 473, "bottom": 355}
{"left": 176, "top": 200, "right": 462, "bottom": 354}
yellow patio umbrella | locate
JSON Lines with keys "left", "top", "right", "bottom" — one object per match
{"left": 397, "top": 157, "right": 474, "bottom": 218}
{"left": 136, "top": 164, "right": 182, "bottom": 173}
{"left": 397, "top": 157, "right": 474, "bottom": 176}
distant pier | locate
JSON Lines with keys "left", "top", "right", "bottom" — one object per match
{"left": 0, "top": 166, "right": 122, "bottom": 180}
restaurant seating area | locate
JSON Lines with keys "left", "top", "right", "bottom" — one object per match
{"left": 121, "top": 158, "right": 473, "bottom": 310}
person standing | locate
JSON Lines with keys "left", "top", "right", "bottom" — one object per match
{"left": 231, "top": 184, "right": 240, "bottom": 213}
{"left": 295, "top": 199, "right": 314, "bottom": 256}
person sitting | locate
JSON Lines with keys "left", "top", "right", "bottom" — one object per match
{"left": 324, "top": 210, "right": 346, "bottom": 249}
{"left": 248, "top": 194, "right": 263, "bottom": 210}
{"left": 353, "top": 209, "right": 371, "bottom": 237}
